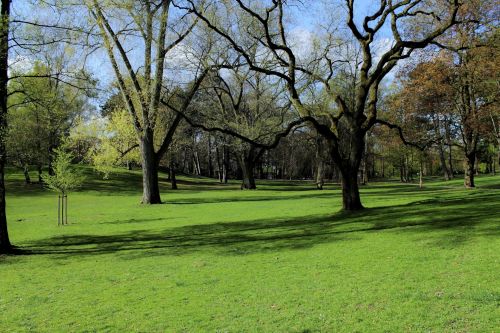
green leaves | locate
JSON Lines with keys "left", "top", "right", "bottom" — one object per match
{"left": 42, "top": 147, "right": 85, "bottom": 194}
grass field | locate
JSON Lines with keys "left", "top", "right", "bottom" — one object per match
{"left": 1, "top": 167, "right": 499, "bottom": 332}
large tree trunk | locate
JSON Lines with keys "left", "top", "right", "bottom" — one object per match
{"left": 140, "top": 132, "right": 161, "bottom": 204}
{"left": 464, "top": 152, "right": 475, "bottom": 188}
{"left": 0, "top": 0, "right": 12, "bottom": 253}
{"left": 239, "top": 154, "right": 256, "bottom": 190}
{"left": 330, "top": 125, "right": 365, "bottom": 211}
{"left": 339, "top": 167, "right": 363, "bottom": 210}
{"left": 0, "top": 159, "right": 9, "bottom": 253}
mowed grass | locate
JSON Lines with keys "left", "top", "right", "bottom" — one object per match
{"left": 1, "top": 167, "right": 499, "bottom": 332}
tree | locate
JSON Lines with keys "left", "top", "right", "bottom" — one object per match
{"left": 391, "top": 55, "right": 455, "bottom": 181}
{"left": 183, "top": 0, "right": 462, "bottom": 210}
{"left": 87, "top": 108, "right": 140, "bottom": 178}
{"left": 85, "top": 0, "right": 215, "bottom": 204}
{"left": 6, "top": 61, "right": 92, "bottom": 182}
{"left": 434, "top": 0, "right": 499, "bottom": 187}
{"left": 196, "top": 68, "right": 292, "bottom": 189}
{"left": 0, "top": 0, "right": 11, "bottom": 252}
{"left": 43, "top": 147, "right": 85, "bottom": 225}
{"left": 0, "top": 0, "right": 96, "bottom": 253}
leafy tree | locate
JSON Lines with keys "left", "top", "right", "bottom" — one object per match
{"left": 85, "top": 0, "right": 218, "bottom": 204}
{"left": 6, "top": 62, "right": 91, "bottom": 183}
{"left": 198, "top": 69, "right": 292, "bottom": 189}
{"left": 43, "top": 147, "right": 85, "bottom": 195}
{"left": 183, "top": 0, "right": 463, "bottom": 210}
{"left": 88, "top": 108, "right": 140, "bottom": 178}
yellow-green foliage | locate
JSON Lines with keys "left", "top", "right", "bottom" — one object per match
{"left": 88, "top": 109, "right": 140, "bottom": 178}
{"left": 42, "top": 148, "right": 85, "bottom": 194}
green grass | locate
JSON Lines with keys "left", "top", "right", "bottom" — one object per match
{"left": 1, "top": 167, "right": 499, "bottom": 332}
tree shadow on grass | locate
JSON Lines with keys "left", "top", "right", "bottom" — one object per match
{"left": 16, "top": 193, "right": 499, "bottom": 260}
{"left": 167, "top": 191, "right": 336, "bottom": 205}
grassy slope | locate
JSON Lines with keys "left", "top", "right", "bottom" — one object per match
{"left": 1, "top": 167, "right": 499, "bottom": 332}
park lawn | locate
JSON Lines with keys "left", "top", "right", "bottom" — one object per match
{"left": 1, "top": 168, "right": 499, "bottom": 332}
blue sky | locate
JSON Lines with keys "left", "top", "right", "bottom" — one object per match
{"left": 11, "top": 0, "right": 396, "bottom": 106}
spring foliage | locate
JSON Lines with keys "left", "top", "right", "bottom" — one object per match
{"left": 42, "top": 147, "right": 85, "bottom": 194}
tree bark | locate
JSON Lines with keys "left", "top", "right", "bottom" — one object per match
{"left": 170, "top": 158, "right": 177, "bottom": 190}
{"left": 464, "top": 152, "right": 476, "bottom": 188}
{"left": 0, "top": 0, "right": 12, "bottom": 253}
{"left": 361, "top": 133, "right": 369, "bottom": 185}
{"left": 330, "top": 125, "right": 365, "bottom": 211}
{"left": 239, "top": 154, "right": 256, "bottom": 189}
{"left": 315, "top": 161, "right": 325, "bottom": 190}
{"left": 140, "top": 131, "right": 161, "bottom": 204}
{"left": 339, "top": 167, "right": 363, "bottom": 210}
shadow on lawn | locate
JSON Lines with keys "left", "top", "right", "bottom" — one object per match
{"left": 167, "top": 191, "right": 335, "bottom": 205}
{"left": 20, "top": 193, "right": 500, "bottom": 259}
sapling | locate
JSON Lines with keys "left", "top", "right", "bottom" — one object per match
{"left": 43, "top": 147, "right": 85, "bottom": 225}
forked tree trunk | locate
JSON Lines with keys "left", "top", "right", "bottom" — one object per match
{"left": 140, "top": 132, "right": 161, "bottom": 204}
{"left": 464, "top": 152, "right": 475, "bottom": 188}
